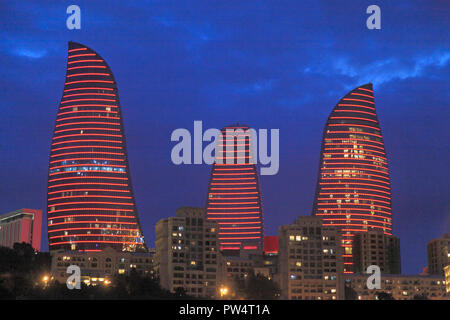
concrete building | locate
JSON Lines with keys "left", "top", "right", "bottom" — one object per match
{"left": 427, "top": 234, "right": 449, "bottom": 276}
{"left": 353, "top": 230, "right": 401, "bottom": 274}
{"left": 51, "top": 247, "right": 155, "bottom": 286}
{"left": 0, "top": 208, "right": 42, "bottom": 251}
{"left": 222, "top": 256, "right": 254, "bottom": 281}
{"left": 444, "top": 265, "right": 450, "bottom": 294}
{"left": 345, "top": 273, "right": 446, "bottom": 300}
{"left": 155, "top": 207, "right": 220, "bottom": 298}
{"left": 278, "top": 216, "right": 344, "bottom": 300}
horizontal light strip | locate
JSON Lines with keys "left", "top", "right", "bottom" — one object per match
{"left": 48, "top": 201, "right": 133, "bottom": 207}
{"left": 318, "top": 192, "right": 391, "bottom": 200}
{"left": 66, "top": 73, "right": 110, "bottom": 78}
{"left": 317, "top": 209, "right": 391, "bottom": 216}
{"left": 334, "top": 109, "right": 376, "bottom": 116}
{"left": 48, "top": 207, "right": 133, "bottom": 214}
{"left": 68, "top": 53, "right": 96, "bottom": 59}
{"left": 49, "top": 176, "right": 128, "bottom": 182}
{"left": 317, "top": 197, "right": 390, "bottom": 205}
{"left": 56, "top": 121, "right": 120, "bottom": 128}
{"left": 61, "top": 98, "right": 116, "bottom": 104}
{"left": 49, "top": 170, "right": 126, "bottom": 176}
{"left": 65, "top": 80, "right": 114, "bottom": 85}
{"left": 320, "top": 186, "right": 390, "bottom": 195}
{"left": 51, "top": 145, "right": 122, "bottom": 152}
{"left": 330, "top": 117, "right": 378, "bottom": 123}
{"left": 67, "top": 65, "right": 106, "bottom": 71}
{"left": 48, "top": 194, "right": 132, "bottom": 201}
{"left": 52, "top": 139, "right": 122, "bottom": 146}
{"left": 50, "top": 240, "right": 138, "bottom": 245}
{"left": 54, "top": 127, "right": 121, "bottom": 134}
{"left": 320, "top": 177, "right": 390, "bottom": 185}
{"left": 53, "top": 133, "right": 122, "bottom": 140}
{"left": 322, "top": 218, "right": 391, "bottom": 225}
{"left": 48, "top": 227, "right": 138, "bottom": 233}
{"left": 67, "top": 59, "right": 104, "bottom": 65}
{"left": 64, "top": 87, "right": 114, "bottom": 92}
{"left": 50, "top": 234, "right": 137, "bottom": 239}
{"left": 342, "top": 98, "right": 374, "bottom": 104}
{"left": 49, "top": 182, "right": 128, "bottom": 188}
{"left": 48, "top": 188, "right": 129, "bottom": 194}
{"left": 50, "top": 157, "right": 124, "bottom": 164}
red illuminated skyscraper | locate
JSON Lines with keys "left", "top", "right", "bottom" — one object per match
{"left": 205, "top": 124, "right": 264, "bottom": 254}
{"left": 312, "top": 83, "right": 393, "bottom": 273}
{"left": 47, "top": 41, "right": 145, "bottom": 252}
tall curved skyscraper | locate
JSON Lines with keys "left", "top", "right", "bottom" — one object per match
{"left": 47, "top": 41, "right": 145, "bottom": 252}
{"left": 312, "top": 83, "right": 392, "bottom": 273}
{"left": 206, "top": 124, "right": 264, "bottom": 254}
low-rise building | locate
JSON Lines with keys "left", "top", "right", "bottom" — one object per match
{"left": 444, "top": 265, "right": 450, "bottom": 294}
{"left": 155, "top": 207, "right": 220, "bottom": 298}
{"left": 353, "top": 230, "right": 401, "bottom": 274}
{"left": 427, "top": 234, "right": 449, "bottom": 276}
{"left": 51, "top": 246, "right": 155, "bottom": 286}
{"left": 345, "top": 274, "right": 446, "bottom": 300}
{"left": 0, "top": 208, "right": 42, "bottom": 251}
{"left": 278, "top": 216, "right": 344, "bottom": 300}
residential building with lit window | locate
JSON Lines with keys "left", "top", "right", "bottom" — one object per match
{"left": 155, "top": 207, "right": 220, "bottom": 298}
{"left": 0, "top": 208, "right": 42, "bottom": 251}
{"left": 345, "top": 274, "right": 447, "bottom": 300}
{"left": 51, "top": 246, "right": 155, "bottom": 286}
{"left": 278, "top": 216, "right": 344, "bottom": 300}
{"left": 47, "top": 41, "right": 145, "bottom": 252}
{"left": 311, "top": 83, "right": 395, "bottom": 273}
{"left": 444, "top": 265, "right": 450, "bottom": 294}
{"left": 427, "top": 234, "right": 449, "bottom": 276}
{"left": 205, "top": 124, "right": 264, "bottom": 256}
{"left": 222, "top": 256, "right": 254, "bottom": 281}
{"left": 262, "top": 235, "right": 279, "bottom": 280}
{"left": 353, "top": 230, "right": 401, "bottom": 274}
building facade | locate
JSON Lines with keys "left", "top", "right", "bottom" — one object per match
{"left": 51, "top": 246, "right": 155, "bottom": 285}
{"left": 155, "top": 207, "right": 221, "bottom": 298}
{"left": 353, "top": 230, "right": 401, "bottom": 274}
{"left": 278, "top": 216, "right": 344, "bottom": 300}
{"left": 444, "top": 265, "right": 450, "bottom": 294}
{"left": 311, "top": 83, "right": 394, "bottom": 273}
{"left": 0, "top": 209, "right": 42, "bottom": 251}
{"left": 345, "top": 274, "right": 446, "bottom": 300}
{"left": 47, "top": 41, "right": 145, "bottom": 252}
{"left": 427, "top": 234, "right": 449, "bottom": 276}
{"left": 205, "top": 124, "right": 264, "bottom": 255}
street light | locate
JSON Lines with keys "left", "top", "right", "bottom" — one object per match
{"left": 220, "top": 286, "right": 229, "bottom": 298}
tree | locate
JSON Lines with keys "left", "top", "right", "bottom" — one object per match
{"left": 344, "top": 285, "right": 358, "bottom": 300}
{"left": 231, "top": 272, "right": 280, "bottom": 300}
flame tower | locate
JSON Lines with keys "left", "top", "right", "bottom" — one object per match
{"left": 47, "top": 41, "right": 145, "bottom": 252}
{"left": 312, "top": 83, "right": 392, "bottom": 273}
{"left": 206, "top": 124, "right": 264, "bottom": 254}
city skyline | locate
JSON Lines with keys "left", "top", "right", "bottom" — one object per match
{"left": 0, "top": 1, "right": 448, "bottom": 275}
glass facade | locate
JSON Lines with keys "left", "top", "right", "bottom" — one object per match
{"left": 312, "top": 83, "right": 392, "bottom": 273}
{"left": 47, "top": 41, "right": 145, "bottom": 252}
{"left": 205, "top": 124, "right": 264, "bottom": 253}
